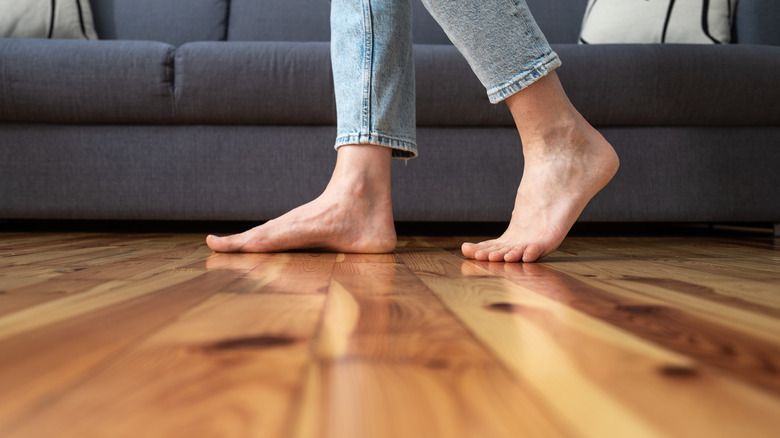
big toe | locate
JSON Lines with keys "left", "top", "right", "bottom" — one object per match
{"left": 207, "top": 234, "right": 244, "bottom": 253}
{"left": 461, "top": 242, "right": 479, "bottom": 258}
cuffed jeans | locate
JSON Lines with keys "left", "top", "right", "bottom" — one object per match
{"left": 331, "top": 0, "right": 562, "bottom": 158}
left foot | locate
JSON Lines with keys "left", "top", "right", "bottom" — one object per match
{"left": 206, "top": 145, "right": 397, "bottom": 254}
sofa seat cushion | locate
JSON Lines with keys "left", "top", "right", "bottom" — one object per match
{"left": 0, "top": 39, "right": 175, "bottom": 123}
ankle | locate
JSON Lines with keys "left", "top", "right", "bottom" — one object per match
{"left": 521, "top": 123, "right": 580, "bottom": 160}
{"left": 329, "top": 145, "right": 392, "bottom": 198}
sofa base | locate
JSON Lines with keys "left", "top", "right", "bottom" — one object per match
{"left": 1, "top": 123, "right": 778, "bottom": 223}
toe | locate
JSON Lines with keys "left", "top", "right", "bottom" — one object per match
{"left": 475, "top": 242, "right": 503, "bottom": 261}
{"left": 206, "top": 233, "right": 246, "bottom": 253}
{"left": 488, "top": 250, "right": 508, "bottom": 262}
{"left": 206, "top": 235, "right": 225, "bottom": 252}
{"left": 504, "top": 249, "right": 524, "bottom": 263}
{"left": 522, "top": 244, "right": 543, "bottom": 263}
{"left": 473, "top": 250, "right": 489, "bottom": 261}
{"left": 461, "top": 242, "right": 478, "bottom": 259}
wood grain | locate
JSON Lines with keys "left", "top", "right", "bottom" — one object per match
{"left": 399, "top": 248, "right": 780, "bottom": 437}
{"left": 0, "top": 232, "right": 779, "bottom": 437}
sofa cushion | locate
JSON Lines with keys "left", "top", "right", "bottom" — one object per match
{"left": 735, "top": 0, "right": 780, "bottom": 45}
{"left": 89, "top": 0, "right": 228, "bottom": 46}
{"left": 414, "top": 45, "right": 510, "bottom": 126}
{"left": 556, "top": 43, "right": 780, "bottom": 126}
{"left": 411, "top": 1, "right": 452, "bottom": 45}
{"left": 226, "top": 0, "right": 452, "bottom": 44}
{"left": 171, "top": 41, "right": 780, "bottom": 128}
{"left": 421, "top": 43, "right": 780, "bottom": 127}
{"left": 174, "top": 41, "right": 337, "bottom": 124}
{"left": 526, "top": 0, "right": 589, "bottom": 44}
{"left": 225, "top": 0, "right": 585, "bottom": 45}
{"left": 172, "top": 41, "right": 506, "bottom": 126}
{"left": 0, "top": 39, "right": 175, "bottom": 123}
{"left": 227, "top": 0, "right": 331, "bottom": 42}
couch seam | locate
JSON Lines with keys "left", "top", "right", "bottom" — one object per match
{"left": 0, "top": 43, "right": 7, "bottom": 118}
{"left": 168, "top": 46, "right": 178, "bottom": 120}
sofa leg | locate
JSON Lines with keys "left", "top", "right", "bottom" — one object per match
{"left": 775, "top": 223, "right": 780, "bottom": 238}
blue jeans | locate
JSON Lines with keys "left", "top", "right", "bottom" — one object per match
{"left": 331, "top": 0, "right": 561, "bottom": 159}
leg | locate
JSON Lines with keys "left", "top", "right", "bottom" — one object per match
{"left": 207, "top": 0, "right": 416, "bottom": 253}
{"left": 421, "top": 0, "right": 618, "bottom": 262}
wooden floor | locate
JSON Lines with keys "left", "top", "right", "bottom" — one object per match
{"left": 1, "top": 231, "right": 779, "bottom": 437}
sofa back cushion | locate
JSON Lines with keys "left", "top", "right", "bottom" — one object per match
{"left": 86, "top": 0, "right": 779, "bottom": 46}
{"left": 735, "top": 0, "right": 780, "bottom": 45}
{"left": 83, "top": 0, "right": 598, "bottom": 45}
{"left": 525, "top": 0, "right": 588, "bottom": 44}
{"left": 227, "top": 0, "right": 330, "bottom": 42}
{"left": 226, "top": 0, "right": 584, "bottom": 44}
{"left": 89, "top": 0, "right": 229, "bottom": 45}
{"left": 226, "top": 0, "right": 451, "bottom": 44}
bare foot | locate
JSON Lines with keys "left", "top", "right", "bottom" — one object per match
{"left": 462, "top": 120, "right": 618, "bottom": 263}
{"left": 206, "top": 145, "right": 397, "bottom": 254}
{"left": 463, "top": 72, "right": 619, "bottom": 263}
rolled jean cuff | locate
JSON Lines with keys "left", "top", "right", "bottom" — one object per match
{"left": 486, "top": 52, "right": 562, "bottom": 104}
{"left": 335, "top": 133, "right": 418, "bottom": 159}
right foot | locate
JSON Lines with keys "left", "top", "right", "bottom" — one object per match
{"left": 461, "top": 124, "right": 618, "bottom": 263}
{"left": 206, "top": 146, "right": 397, "bottom": 254}
{"left": 461, "top": 72, "right": 619, "bottom": 263}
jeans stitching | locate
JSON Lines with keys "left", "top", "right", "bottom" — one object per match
{"left": 486, "top": 54, "right": 561, "bottom": 103}
{"left": 361, "top": 0, "right": 373, "bottom": 136}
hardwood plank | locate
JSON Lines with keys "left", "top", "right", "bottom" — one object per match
{"left": 0, "top": 278, "right": 110, "bottom": 317}
{"left": 605, "top": 277, "right": 780, "bottom": 337}
{"left": 467, "top": 260, "right": 780, "bottom": 395}
{"left": 399, "top": 249, "right": 780, "bottom": 438}
{"left": 334, "top": 252, "right": 399, "bottom": 263}
{"left": 537, "top": 238, "right": 780, "bottom": 314}
{"left": 0, "top": 270, "right": 239, "bottom": 432}
{"left": 0, "top": 246, "right": 131, "bottom": 268}
{"left": 4, "top": 293, "right": 326, "bottom": 438}
{"left": 294, "top": 261, "right": 569, "bottom": 438}
{"left": 1, "top": 232, "right": 778, "bottom": 437}
{"left": 197, "top": 252, "right": 336, "bottom": 295}
{"left": 0, "top": 268, "right": 69, "bottom": 291}
{"left": 0, "top": 270, "right": 199, "bottom": 342}
{"left": 0, "top": 233, "right": 92, "bottom": 251}
{"left": 299, "top": 361, "right": 568, "bottom": 438}
{"left": 257, "top": 253, "right": 336, "bottom": 295}
{"left": 0, "top": 237, "right": 213, "bottom": 316}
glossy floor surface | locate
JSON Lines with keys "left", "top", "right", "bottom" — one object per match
{"left": 1, "top": 231, "right": 779, "bottom": 437}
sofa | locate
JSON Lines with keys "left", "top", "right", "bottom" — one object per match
{"left": 1, "top": 0, "right": 779, "bottom": 230}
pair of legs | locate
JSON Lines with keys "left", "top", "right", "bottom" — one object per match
{"left": 207, "top": 0, "right": 619, "bottom": 262}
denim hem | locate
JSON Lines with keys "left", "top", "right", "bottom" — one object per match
{"left": 486, "top": 53, "right": 563, "bottom": 104}
{"left": 335, "top": 133, "right": 419, "bottom": 159}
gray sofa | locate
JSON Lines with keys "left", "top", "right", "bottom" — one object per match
{"left": 2, "top": 0, "right": 779, "bottom": 229}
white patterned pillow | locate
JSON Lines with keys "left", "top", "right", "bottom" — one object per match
{"left": 579, "top": 0, "right": 737, "bottom": 44}
{"left": 0, "top": 0, "right": 98, "bottom": 39}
